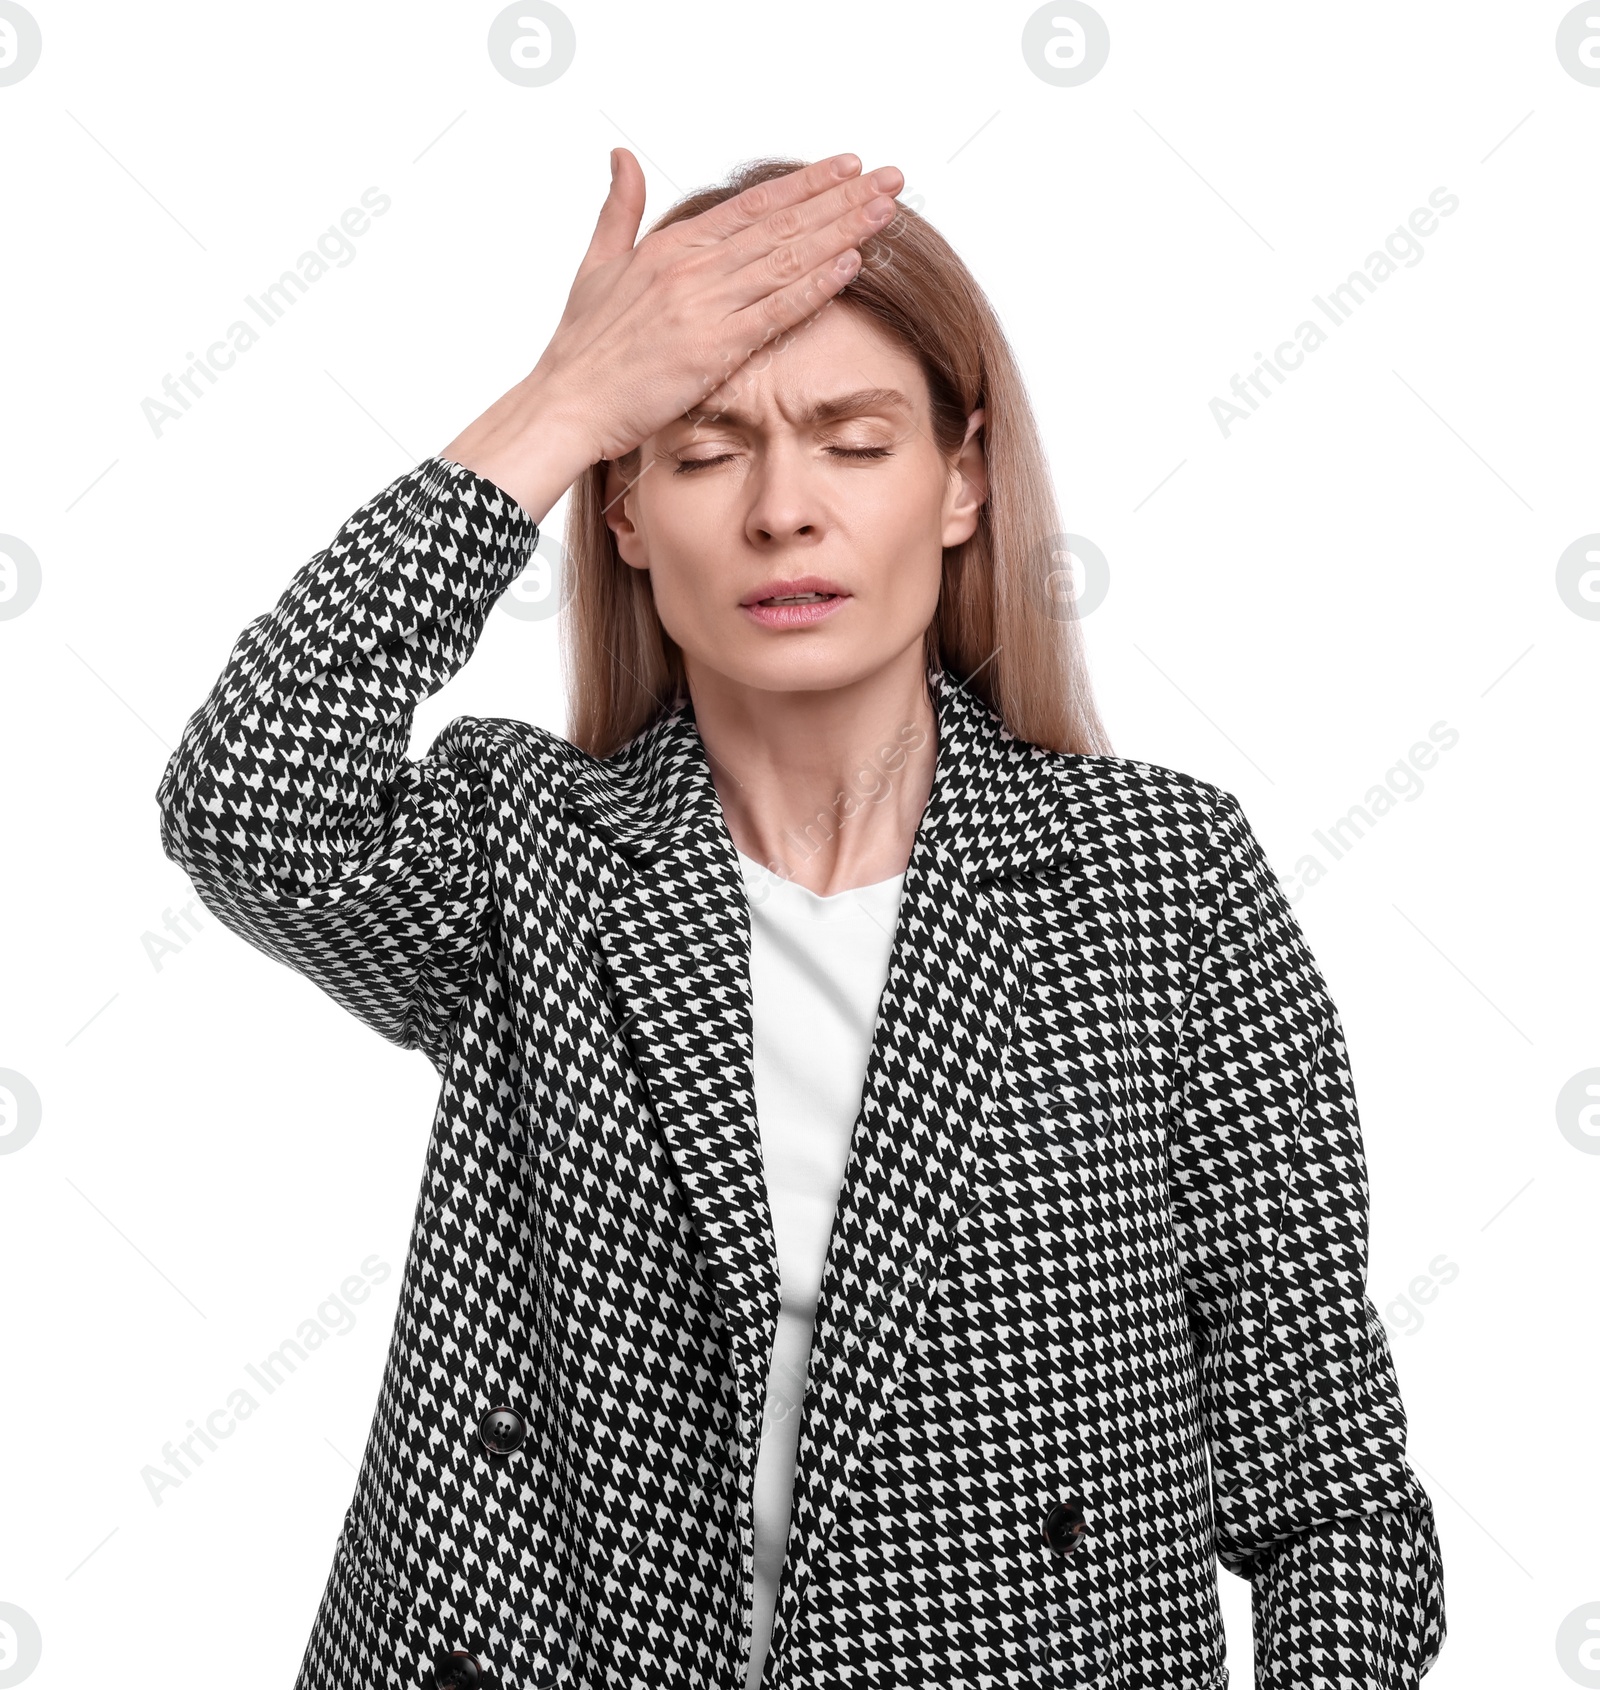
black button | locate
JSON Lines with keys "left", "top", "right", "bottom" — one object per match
{"left": 1043, "top": 1497, "right": 1087, "bottom": 1553}
{"left": 434, "top": 1650, "right": 483, "bottom": 1689}
{"left": 477, "top": 1407, "right": 525, "bottom": 1455}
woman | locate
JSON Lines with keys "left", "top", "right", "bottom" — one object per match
{"left": 156, "top": 149, "right": 1446, "bottom": 1690}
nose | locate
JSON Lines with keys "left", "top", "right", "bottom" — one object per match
{"left": 744, "top": 441, "right": 824, "bottom": 549}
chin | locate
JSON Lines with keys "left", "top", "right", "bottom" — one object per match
{"left": 689, "top": 635, "right": 901, "bottom": 698}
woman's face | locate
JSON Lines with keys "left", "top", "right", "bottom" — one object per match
{"left": 604, "top": 300, "right": 986, "bottom": 700}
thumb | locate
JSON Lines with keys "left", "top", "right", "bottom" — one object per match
{"left": 577, "top": 148, "right": 645, "bottom": 275}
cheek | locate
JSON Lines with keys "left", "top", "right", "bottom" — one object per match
{"left": 640, "top": 548, "right": 709, "bottom": 645}
{"left": 627, "top": 515, "right": 735, "bottom": 661}
{"left": 858, "top": 477, "right": 947, "bottom": 618}
{"left": 885, "top": 546, "right": 944, "bottom": 635}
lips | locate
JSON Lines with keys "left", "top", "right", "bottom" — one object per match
{"left": 739, "top": 574, "right": 852, "bottom": 630}
{"left": 739, "top": 575, "right": 850, "bottom": 608}
{"left": 743, "top": 581, "right": 858, "bottom": 635}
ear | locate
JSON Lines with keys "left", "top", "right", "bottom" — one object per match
{"left": 602, "top": 457, "right": 650, "bottom": 571}
{"left": 941, "top": 406, "right": 987, "bottom": 548}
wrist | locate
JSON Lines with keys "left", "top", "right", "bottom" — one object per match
{"left": 439, "top": 370, "right": 599, "bottom": 527}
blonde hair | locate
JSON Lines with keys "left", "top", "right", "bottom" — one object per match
{"left": 563, "top": 156, "right": 1112, "bottom": 759}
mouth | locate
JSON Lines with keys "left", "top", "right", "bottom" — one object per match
{"left": 739, "top": 575, "right": 852, "bottom": 629}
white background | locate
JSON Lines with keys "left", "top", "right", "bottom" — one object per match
{"left": 1, "top": 2, "right": 1596, "bottom": 1686}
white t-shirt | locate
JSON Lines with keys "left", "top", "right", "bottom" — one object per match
{"left": 735, "top": 850, "right": 906, "bottom": 1690}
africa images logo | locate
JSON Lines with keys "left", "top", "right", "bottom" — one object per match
{"left": 139, "top": 189, "right": 392, "bottom": 437}
{"left": 1209, "top": 189, "right": 1460, "bottom": 439}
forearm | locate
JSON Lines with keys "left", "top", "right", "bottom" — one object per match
{"left": 154, "top": 455, "right": 538, "bottom": 1062}
{"left": 1168, "top": 791, "right": 1447, "bottom": 1684}
{"left": 157, "top": 456, "right": 535, "bottom": 884}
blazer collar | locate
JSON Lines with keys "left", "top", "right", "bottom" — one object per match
{"left": 563, "top": 666, "right": 1079, "bottom": 891}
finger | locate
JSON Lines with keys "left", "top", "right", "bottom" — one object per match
{"left": 576, "top": 147, "right": 645, "bottom": 279}
{"left": 720, "top": 245, "right": 865, "bottom": 361}
{"left": 719, "top": 179, "right": 901, "bottom": 306}
{"left": 714, "top": 165, "right": 903, "bottom": 274}
{"left": 686, "top": 153, "right": 863, "bottom": 245}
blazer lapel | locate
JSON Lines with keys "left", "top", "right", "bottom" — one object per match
{"left": 764, "top": 672, "right": 1084, "bottom": 1660}
{"left": 562, "top": 707, "right": 780, "bottom": 1483}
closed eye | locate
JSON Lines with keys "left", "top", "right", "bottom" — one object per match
{"left": 672, "top": 445, "right": 895, "bottom": 475}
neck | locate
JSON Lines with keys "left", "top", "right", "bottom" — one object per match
{"left": 685, "top": 642, "right": 938, "bottom": 897}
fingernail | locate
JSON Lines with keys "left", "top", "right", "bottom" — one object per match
{"left": 610, "top": 148, "right": 619, "bottom": 181}
{"left": 832, "top": 154, "right": 860, "bottom": 178}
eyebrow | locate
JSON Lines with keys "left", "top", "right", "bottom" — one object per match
{"left": 677, "top": 386, "right": 915, "bottom": 431}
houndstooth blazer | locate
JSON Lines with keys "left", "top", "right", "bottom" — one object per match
{"left": 155, "top": 456, "right": 1446, "bottom": 1690}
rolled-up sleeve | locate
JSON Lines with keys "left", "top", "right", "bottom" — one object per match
{"left": 1165, "top": 789, "right": 1447, "bottom": 1688}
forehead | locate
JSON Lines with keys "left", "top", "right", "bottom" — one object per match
{"left": 688, "top": 299, "right": 929, "bottom": 426}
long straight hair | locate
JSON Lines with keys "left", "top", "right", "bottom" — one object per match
{"left": 563, "top": 157, "right": 1112, "bottom": 760}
